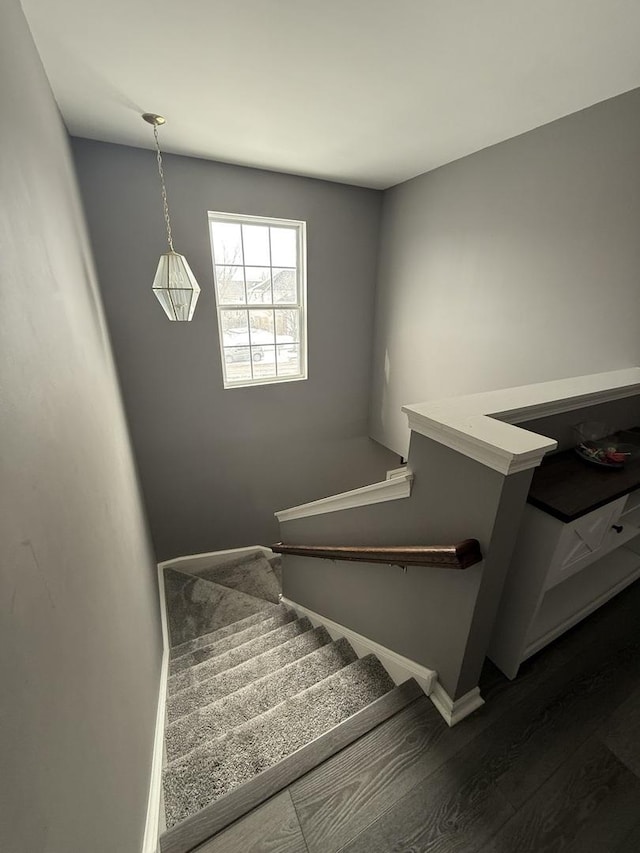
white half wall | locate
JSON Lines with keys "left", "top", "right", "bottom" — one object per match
{"left": 370, "top": 87, "right": 640, "bottom": 456}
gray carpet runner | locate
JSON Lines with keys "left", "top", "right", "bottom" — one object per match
{"left": 167, "top": 625, "right": 333, "bottom": 723}
{"left": 166, "top": 637, "right": 358, "bottom": 760}
{"left": 182, "top": 551, "right": 282, "bottom": 604}
{"left": 169, "top": 609, "right": 297, "bottom": 675}
{"left": 168, "top": 617, "right": 314, "bottom": 694}
{"left": 164, "top": 567, "right": 277, "bottom": 646}
{"left": 161, "top": 554, "right": 395, "bottom": 833}
{"left": 170, "top": 605, "right": 284, "bottom": 659}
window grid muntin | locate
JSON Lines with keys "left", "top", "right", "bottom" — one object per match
{"left": 209, "top": 212, "right": 307, "bottom": 389}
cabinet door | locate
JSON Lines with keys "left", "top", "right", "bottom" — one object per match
{"left": 546, "top": 497, "right": 626, "bottom": 590}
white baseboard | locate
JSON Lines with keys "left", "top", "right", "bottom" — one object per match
{"left": 158, "top": 545, "right": 273, "bottom": 576}
{"left": 429, "top": 682, "right": 485, "bottom": 727}
{"left": 141, "top": 564, "right": 170, "bottom": 853}
{"left": 280, "top": 596, "right": 437, "bottom": 697}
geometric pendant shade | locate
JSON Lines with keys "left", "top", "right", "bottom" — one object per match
{"left": 152, "top": 251, "right": 201, "bottom": 321}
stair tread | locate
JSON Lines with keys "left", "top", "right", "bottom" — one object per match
{"left": 167, "top": 625, "right": 332, "bottom": 723}
{"left": 166, "top": 638, "right": 358, "bottom": 761}
{"left": 170, "top": 606, "right": 285, "bottom": 660}
{"left": 169, "top": 609, "right": 295, "bottom": 675}
{"left": 164, "top": 568, "right": 277, "bottom": 647}
{"left": 163, "top": 655, "right": 394, "bottom": 827}
{"left": 168, "top": 618, "right": 313, "bottom": 696}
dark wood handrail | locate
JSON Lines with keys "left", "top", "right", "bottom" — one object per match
{"left": 271, "top": 539, "right": 482, "bottom": 570}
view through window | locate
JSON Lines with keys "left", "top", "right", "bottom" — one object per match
{"left": 208, "top": 212, "right": 307, "bottom": 388}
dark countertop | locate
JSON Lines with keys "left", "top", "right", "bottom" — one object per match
{"left": 528, "top": 431, "right": 640, "bottom": 523}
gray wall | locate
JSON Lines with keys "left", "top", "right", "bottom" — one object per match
{"left": 281, "top": 431, "right": 533, "bottom": 699}
{"left": 72, "top": 139, "right": 396, "bottom": 561}
{"left": 370, "top": 87, "right": 640, "bottom": 457}
{"left": 0, "top": 3, "right": 160, "bottom": 851}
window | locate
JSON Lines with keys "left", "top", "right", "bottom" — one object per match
{"left": 208, "top": 212, "right": 307, "bottom": 388}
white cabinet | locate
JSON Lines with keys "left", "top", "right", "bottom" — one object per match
{"left": 488, "top": 491, "right": 640, "bottom": 679}
{"left": 545, "top": 497, "right": 627, "bottom": 590}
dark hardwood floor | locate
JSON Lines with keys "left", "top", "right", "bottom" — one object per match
{"left": 194, "top": 580, "right": 640, "bottom": 853}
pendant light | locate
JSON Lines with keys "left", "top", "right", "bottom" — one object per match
{"left": 143, "top": 113, "right": 200, "bottom": 321}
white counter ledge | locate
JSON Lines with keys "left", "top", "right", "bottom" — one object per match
{"left": 402, "top": 368, "right": 640, "bottom": 476}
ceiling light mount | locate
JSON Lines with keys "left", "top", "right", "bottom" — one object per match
{"left": 142, "top": 113, "right": 166, "bottom": 126}
{"left": 143, "top": 112, "right": 200, "bottom": 321}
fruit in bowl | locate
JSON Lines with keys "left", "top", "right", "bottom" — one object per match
{"left": 603, "top": 447, "right": 630, "bottom": 464}
{"left": 576, "top": 441, "right": 632, "bottom": 467}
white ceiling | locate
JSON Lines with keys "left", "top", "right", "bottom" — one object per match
{"left": 21, "top": 0, "right": 640, "bottom": 189}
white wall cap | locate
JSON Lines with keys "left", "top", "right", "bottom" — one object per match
{"left": 403, "top": 368, "right": 640, "bottom": 475}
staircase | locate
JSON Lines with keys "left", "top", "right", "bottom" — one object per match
{"left": 159, "top": 549, "right": 420, "bottom": 851}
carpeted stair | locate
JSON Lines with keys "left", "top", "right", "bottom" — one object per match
{"left": 160, "top": 550, "right": 397, "bottom": 848}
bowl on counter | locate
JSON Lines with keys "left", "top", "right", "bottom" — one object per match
{"left": 572, "top": 422, "right": 640, "bottom": 469}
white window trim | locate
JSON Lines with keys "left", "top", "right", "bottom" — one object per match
{"left": 208, "top": 211, "right": 308, "bottom": 390}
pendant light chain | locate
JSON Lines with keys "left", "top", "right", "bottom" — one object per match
{"left": 144, "top": 111, "right": 200, "bottom": 321}
{"left": 153, "top": 123, "right": 175, "bottom": 253}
